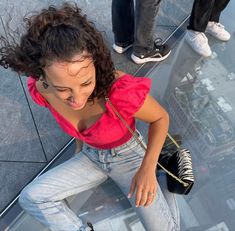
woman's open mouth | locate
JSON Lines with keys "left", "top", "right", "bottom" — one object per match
{"left": 67, "top": 99, "right": 86, "bottom": 110}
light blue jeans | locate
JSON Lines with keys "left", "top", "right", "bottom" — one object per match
{"left": 19, "top": 132, "right": 180, "bottom": 231}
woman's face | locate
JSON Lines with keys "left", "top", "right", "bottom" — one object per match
{"left": 44, "top": 55, "right": 96, "bottom": 110}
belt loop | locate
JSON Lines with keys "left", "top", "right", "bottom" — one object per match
{"left": 136, "top": 129, "right": 140, "bottom": 137}
{"left": 98, "top": 150, "right": 105, "bottom": 163}
{"left": 111, "top": 149, "right": 116, "bottom": 157}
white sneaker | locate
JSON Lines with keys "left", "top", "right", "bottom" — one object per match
{"left": 112, "top": 42, "right": 133, "bottom": 54}
{"left": 206, "top": 21, "right": 231, "bottom": 41}
{"left": 185, "top": 30, "right": 212, "bottom": 57}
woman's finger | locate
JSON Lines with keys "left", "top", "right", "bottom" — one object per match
{"left": 128, "top": 179, "right": 136, "bottom": 198}
{"left": 144, "top": 186, "right": 157, "bottom": 207}
{"left": 144, "top": 191, "right": 155, "bottom": 207}
{"left": 139, "top": 189, "right": 149, "bottom": 207}
{"left": 135, "top": 187, "right": 144, "bottom": 207}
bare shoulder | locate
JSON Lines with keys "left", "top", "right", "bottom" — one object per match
{"left": 115, "top": 70, "right": 128, "bottom": 79}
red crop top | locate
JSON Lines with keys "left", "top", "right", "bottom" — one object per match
{"left": 27, "top": 74, "right": 151, "bottom": 149}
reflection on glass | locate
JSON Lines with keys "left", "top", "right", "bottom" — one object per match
{"left": 149, "top": 13, "right": 235, "bottom": 229}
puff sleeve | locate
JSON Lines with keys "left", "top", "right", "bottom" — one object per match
{"left": 107, "top": 74, "right": 151, "bottom": 119}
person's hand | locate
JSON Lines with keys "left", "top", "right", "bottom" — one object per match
{"left": 128, "top": 166, "right": 157, "bottom": 207}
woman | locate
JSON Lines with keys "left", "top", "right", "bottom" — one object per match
{"left": 0, "top": 3, "right": 179, "bottom": 231}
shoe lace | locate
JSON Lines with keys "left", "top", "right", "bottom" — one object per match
{"left": 214, "top": 22, "right": 225, "bottom": 29}
{"left": 191, "top": 32, "right": 208, "bottom": 43}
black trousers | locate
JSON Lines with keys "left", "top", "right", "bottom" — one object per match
{"left": 188, "top": 0, "right": 230, "bottom": 32}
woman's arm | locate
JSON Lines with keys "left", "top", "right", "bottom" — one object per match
{"left": 128, "top": 94, "right": 169, "bottom": 207}
{"left": 135, "top": 94, "right": 169, "bottom": 170}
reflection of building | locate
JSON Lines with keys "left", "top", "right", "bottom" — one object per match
{"left": 67, "top": 179, "right": 145, "bottom": 231}
{"left": 188, "top": 170, "right": 235, "bottom": 230}
{"left": 165, "top": 93, "right": 212, "bottom": 161}
{"left": 206, "top": 222, "right": 230, "bottom": 231}
{"left": 162, "top": 51, "right": 235, "bottom": 231}
{"left": 164, "top": 54, "right": 235, "bottom": 165}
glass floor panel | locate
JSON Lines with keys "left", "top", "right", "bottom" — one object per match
{"left": 146, "top": 3, "right": 235, "bottom": 230}
{"left": 2, "top": 2, "right": 235, "bottom": 231}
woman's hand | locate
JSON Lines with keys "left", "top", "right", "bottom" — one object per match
{"left": 128, "top": 166, "right": 157, "bottom": 207}
{"left": 129, "top": 94, "right": 169, "bottom": 207}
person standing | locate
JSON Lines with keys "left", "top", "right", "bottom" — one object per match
{"left": 186, "top": 0, "right": 231, "bottom": 57}
{"left": 111, "top": 0, "right": 171, "bottom": 64}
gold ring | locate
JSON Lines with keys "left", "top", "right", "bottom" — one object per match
{"left": 148, "top": 192, "right": 155, "bottom": 197}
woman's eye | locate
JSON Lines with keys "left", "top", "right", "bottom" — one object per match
{"left": 82, "top": 81, "right": 92, "bottom": 86}
{"left": 56, "top": 89, "right": 68, "bottom": 92}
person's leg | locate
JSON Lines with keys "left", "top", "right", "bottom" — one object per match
{"left": 186, "top": 0, "right": 215, "bottom": 57}
{"left": 206, "top": 0, "right": 231, "bottom": 41}
{"left": 111, "top": 0, "right": 134, "bottom": 46}
{"left": 157, "top": 170, "right": 180, "bottom": 227}
{"left": 131, "top": 0, "right": 171, "bottom": 64}
{"left": 110, "top": 134, "right": 179, "bottom": 231}
{"left": 188, "top": 0, "right": 215, "bottom": 32}
{"left": 84, "top": 133, "right": 179, "bottom": 231}
{"left": 210, "top": 0, "right": 230, "bottom": 22}
{"left": 134, "top": 0, "right": 161, "bottom": 54}
{"left": 19, "top": 153, "right": 108, "bottom": 231}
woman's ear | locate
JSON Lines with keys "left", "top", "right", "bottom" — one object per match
{"left": 42, "top": 81, "right": 49, "bottom": 89}
{"left": 39, "top": 76, "right": 49, "bottom": 89}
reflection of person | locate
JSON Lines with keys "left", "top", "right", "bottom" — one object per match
{"left": 112, "top": 0, "right": 171, "bottom": 64}
{"left": 0, "top": 3, "right": 179, "bottom": 231}
{"left": 186, "top": 0, "right": 230, "bottom": 57}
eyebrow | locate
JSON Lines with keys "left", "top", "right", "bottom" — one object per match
{"left": 52, "top": 78, "right": 93, "bottom": 89}
{"left": 52, "top": 85, "right": 71, "bottom": 89}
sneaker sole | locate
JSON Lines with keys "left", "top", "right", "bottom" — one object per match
{"left": 112, "top": 44, "right": 133, "bottom": 54}
{"left": 131, "top": 50, "right": 171, "bottom": 64}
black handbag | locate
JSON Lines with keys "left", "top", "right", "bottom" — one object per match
{"left": 166, "top": 148, "right": 194, "bottom": 194}
{"left": 106, "top": 97, "right": 194, "bottom": 195}
{"left": 158, "top": 135, "right": 194, "bottom": 194}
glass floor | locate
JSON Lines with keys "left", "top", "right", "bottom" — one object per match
{"left": 146, "top": 3, "right": 235, "bottom": 230}
{"left": 1, "top": 2, "right": 235, "bottom": 231}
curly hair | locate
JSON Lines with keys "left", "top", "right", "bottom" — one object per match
{"left": 0, "top": 3, "right": 115, "bottom": 99}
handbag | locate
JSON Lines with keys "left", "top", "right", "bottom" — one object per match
{"left": 105, "top": 97, "right": 194, "bottom": 195}
{"left": 162, "top": 134, "right": 194, "bottom": 195}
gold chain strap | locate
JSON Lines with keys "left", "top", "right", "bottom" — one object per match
{"left": 105, "top": 97, "right": 189, "bottom": 187}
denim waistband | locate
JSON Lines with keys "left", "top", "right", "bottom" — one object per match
{"left": 83, "top": 129, "right": 143, "bottom": 152}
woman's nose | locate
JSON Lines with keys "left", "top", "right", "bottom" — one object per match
{"left": 71, "top": 90, "right": 84, "bottom": 104}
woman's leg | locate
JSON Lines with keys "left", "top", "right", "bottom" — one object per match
{"left": 109, "top": 136, "right": 179, "bottom": 231}
{"left": 84, "top": 134, "right": 180, "bottom": 231}
{"left": 157, "top": 170, "right": 180, "bottom": 227}
{"left": 19, "top": 153, "right": 108, "bottom": 231}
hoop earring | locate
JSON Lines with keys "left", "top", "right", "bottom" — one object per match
{"left": 42, "top": 81, "right": 49, "bottom": 89}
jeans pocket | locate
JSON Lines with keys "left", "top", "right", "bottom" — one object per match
{"left": 113, "top": 139, "right": 145, "bottom": 159}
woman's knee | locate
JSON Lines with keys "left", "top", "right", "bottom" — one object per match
{"left": 18, "top": 182, "right": 45, "bottom": 209}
